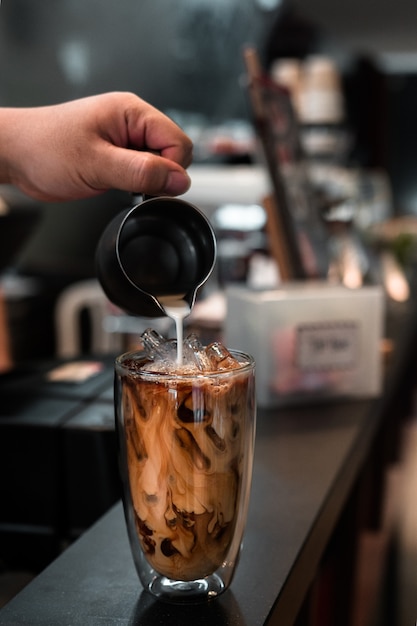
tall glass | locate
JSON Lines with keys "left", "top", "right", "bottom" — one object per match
{"left": 115, "top": 349, "right": 256, "bottom": 603}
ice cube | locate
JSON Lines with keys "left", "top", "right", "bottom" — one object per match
{"left": 205, "top": 342, "right": 240, "bottom": 370}
{"left": 183, "top": 333, "right": 213, "bottom": 371}
{"left": 140, "top": 328, "right": 176, "bottom": 361}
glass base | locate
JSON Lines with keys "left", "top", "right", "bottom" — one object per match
{"left": 147, "top": 573, "right": 226, "bottom": 604}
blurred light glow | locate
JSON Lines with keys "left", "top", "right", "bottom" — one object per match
{"left": 255, "top": 0, "right": 282, "bottom": 10}
{"left": 381, "top": 251, "right": 410, "bottom": 302}
{"left": 58, "top": 40, "right": 90, "bottom": 85}
{"left": 213, "top": 204, "right": 267, "bottom": 231}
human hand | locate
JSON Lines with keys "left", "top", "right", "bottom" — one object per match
{"left": 0, "top": 92, "right": 193, "bottom": 202}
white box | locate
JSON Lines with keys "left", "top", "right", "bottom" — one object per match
{"left": 224, "top": 283, "right": 385, "bottom": 407}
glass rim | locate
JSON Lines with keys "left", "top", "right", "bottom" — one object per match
{"left": 115, "top": 348, "right": 255, "bottom": 380}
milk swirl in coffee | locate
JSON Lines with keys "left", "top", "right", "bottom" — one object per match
{"left": 118, "top": 307, "right": 254, "bottom": 581}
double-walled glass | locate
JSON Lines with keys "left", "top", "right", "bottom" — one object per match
{"left": 115, "top": 350, "right": 256, "bottom": 603}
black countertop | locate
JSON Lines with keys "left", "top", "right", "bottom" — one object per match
{"left": 0, "top": 397, "right": 383, "bottom": 626}
{"left": 0, "top": 301, "right": 415, "bottom": 626}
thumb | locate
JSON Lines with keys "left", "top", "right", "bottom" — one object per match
{"left": 97, "top": 147, "right": 192, "bottom": 196}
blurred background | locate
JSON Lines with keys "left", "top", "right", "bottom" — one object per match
{"left": 1, "top": 1, "right": 417, "bottom": 621}
{"left": 0, "top": 0, "right": 416, "bottom": 276}
{"left": 0, "top": 0, "right": 416, "bottom": 360}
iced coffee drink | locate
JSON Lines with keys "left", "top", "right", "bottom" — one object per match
{"left": 115, "top": 332, "right": 256, "bottom": 600}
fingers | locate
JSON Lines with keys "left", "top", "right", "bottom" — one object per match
{"left": 142, "top": 116, "right": 193, "bottom": 171}
{"left": 123, "top": 95, "right": 193, "bottom": 169}
{"left": 86, "top": 92, "right": 194, "bottom": 196}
